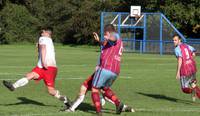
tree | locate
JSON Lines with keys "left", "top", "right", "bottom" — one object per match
{"left": 0, "top": 1, "right": 39, "bottom": 44}
{"left": 163, "top": 0, "right": 200, "bottom": 38}
{"left": 1, "top": 0, "right": 198, "bottom": 44}
{"left": 117, "top": 0, "right": 200, "bottom": 38}
{"left": 63, "top": 0, "right": 101, "bottom": 44}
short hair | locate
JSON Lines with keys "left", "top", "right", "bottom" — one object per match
{"left": 104, "top": 24, "right": 116, "bottom": 33}
{"left": 42, "top": 26, "right": 53, "bottom": 34}
{"left": 172, "top": 34, "right": 181, "bottom": 40}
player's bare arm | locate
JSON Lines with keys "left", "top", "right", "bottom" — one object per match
{"left": 93, "top": 32, "right": 100, "bottom": 42}
{"left": 176, "top": 57, "right": 182, "bottom": 80}
{"left": 40, "top": 44, "right": 48, "bottom": 69}
{"left": 93, "top": 32, "right": 108, "bottom": 46}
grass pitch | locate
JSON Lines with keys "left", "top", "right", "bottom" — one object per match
{"left": 0, "top": 45, "right": 200, "bottom": 116}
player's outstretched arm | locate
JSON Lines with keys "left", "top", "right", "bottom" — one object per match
{"left": 93, "top": 32, "right": 100, "bottom": 42}
{"left": 93, "top": 32, "right": 108, "bottom": 46}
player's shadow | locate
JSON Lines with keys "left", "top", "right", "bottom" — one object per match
{"left": 76, "top": 102, "right": 116, "bottom": 114}
{"left": 1, "top": 97, "right": 56, "bottom": 107}
{"left": 76, "top": 102, "right": 96, "bottom": 113}
{"left": 136, "top": 92, "right": 200, "bottom": 105}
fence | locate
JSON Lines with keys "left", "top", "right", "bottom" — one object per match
{"left": 100, "top": 12, "right": 199, "bottom": 55}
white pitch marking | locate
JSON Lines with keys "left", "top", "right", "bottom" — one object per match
{"left": 0, "top": 64, "right": 91, "bottom": 68}
{"left": 135, "top": 108, "right": 200, "bottom": 112}
{"left": 0, "top": 76, "right": 132, "bottom": 81}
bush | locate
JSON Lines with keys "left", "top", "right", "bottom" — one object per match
{"left": 0, "top": 2, "right": 39, "bottom": 44}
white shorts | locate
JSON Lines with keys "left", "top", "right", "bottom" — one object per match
{"left": 180, "top": 74, "right": 196, "bottom": 88}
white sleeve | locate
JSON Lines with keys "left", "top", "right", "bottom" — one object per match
{"left": 39, "top": 37, "right": 47, "bottom": 45}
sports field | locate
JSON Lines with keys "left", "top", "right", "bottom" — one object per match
{"left": 0, "top": 45, "right": 200, "bottom": 116}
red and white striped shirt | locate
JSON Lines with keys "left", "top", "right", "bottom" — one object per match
{"left": 99, "top": 33, "right": 123, "bottom": 75}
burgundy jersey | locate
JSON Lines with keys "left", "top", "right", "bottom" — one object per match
{"left": 99, "top": 37, "right": 123, "bottom": 75}
{"left": 179, "top": 44, "right": 197, "bottom": 77}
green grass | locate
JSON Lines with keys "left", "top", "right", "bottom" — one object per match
{"left": 0, "top": 44, "right": 200, "bottom": 116}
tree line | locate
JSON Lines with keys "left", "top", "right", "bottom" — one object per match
{"left": 0, "top": 0, "right": 199, "bottom": 44}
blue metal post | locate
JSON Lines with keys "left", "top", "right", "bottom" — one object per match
{"left": 131, "top": 18, "right": 134, "bottom": 50}
{"left": 140, "top": 40, "right": 143, "bottom": 54}
{"left": 161, "top": 14, "right": 186, "bottom": 42}
{"left": 159, "top": 14, "right": 163, "bottom": 55}
{"left": 118, "top": 13, "right": 121, "bottom": 36}
{"left": 100, "top": 12, "right": 104, "bottom": 42}
{"left": 143, "top": 13, "right": 147, "bottom": 53}
{"left": 133, "top": 28, "right": 136, "bottom": 50}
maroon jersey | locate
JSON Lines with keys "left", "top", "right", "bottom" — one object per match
{"left": 179, "top": 44, "right": 197, "bottom": 77}
{"left": 99, "top": 38, "right": 123, "bottom": 75}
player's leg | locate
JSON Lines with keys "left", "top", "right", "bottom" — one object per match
{"left": 66, "top": 85, "right": 87, "bottom": 112}
{"left": 91, "top": 87, "right": 102, "bottom": 115}
{"left": 44, "top": 67, "right": 70, "bottom": 105}
{"left": 100, "top": 89, "right": 134, "bottom": 112}
{"left": 180, "top": 76, "right": 193, "bottom": 94}
{"left": 91, "top": 68, "right": 104, "bottom": 115}
{"left": 103, "top": 87, "right": 124, "bottom": 114}
{"left": 91, "top": 68, "right": 126, "bottom": 115}
{"left": 3, "top": 70, "right": 39, "bottom": 91}
{"left": 180, "top": 75, "right": 200, "bottom": 101}
{"left": 46, "top": 85, "right": 72, "bottom": 108}
{"left": 66, "top": 74, "right": 94, "bottom": 112}
{"left": 189, "top": 74, "right": 200, "bottom": 99}
{"left": 103, "top": 86, "right": 134, "bottom": 114}
{"left": 46, "top": 82, "right": 71, "bottom": 105}
{"left": 101, "top": 69, "right": 126, "bottom": 114}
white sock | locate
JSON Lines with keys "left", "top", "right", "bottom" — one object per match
{"left": 13, "top": 77, "right": 29, "bottom": 89}
{"left": 54, "top": 90, "right": 69, "bottom": 103}
{"left": 54, "top": 90, "right": 61, "bottom": 99}
{"left": 70, "top": 95, "right": 85, "bottom": 111}
{"left": 104, "top": 96, "right": 114, "bottom": 104}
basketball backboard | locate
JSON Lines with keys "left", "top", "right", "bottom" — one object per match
{"left": 130, "top": 6, "right": 141, "bottom": 17}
